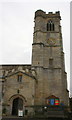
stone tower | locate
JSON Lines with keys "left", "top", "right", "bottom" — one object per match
{"left": 32, "top": 10, "right": 69, "bottom": 106}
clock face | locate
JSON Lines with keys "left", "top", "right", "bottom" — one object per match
{"left": 47, "top": 38, "right": 55, "bottom": 45}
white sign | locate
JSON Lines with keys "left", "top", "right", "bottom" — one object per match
{"left": 18, "top": 110, "right": 23, "bottom": 116}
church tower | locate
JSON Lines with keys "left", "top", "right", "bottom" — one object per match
{"left": 32, "top": 10, "right": 69, "bottom": 106}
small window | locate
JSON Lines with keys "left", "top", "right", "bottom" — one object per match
{"left": 52, "top": 23, "right": 54, "bottom": 31}
{"left": 18, "top": 75, "right": 22, "bottom": 82}
{"left": 47, "top": 20, "right": 54, "bottom": 31}
{"left": 17, "top": 89, "right": 20, "bottom": 94}
{"left": 49, "top": 58, "right": 53, "bottom": 68}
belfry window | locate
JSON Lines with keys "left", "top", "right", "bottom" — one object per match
{"left": 47, "top": 21, "right": 54, "bottom": 31}
{"left": 18, "top": 75, "right": 22, "bottom": 82}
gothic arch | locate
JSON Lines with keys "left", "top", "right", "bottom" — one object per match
{"left": 9, "top": 94, "right": 27, "bottom": 104}
{"left": 47, "top": 20, "right": 54, "bottom": 31}
{"left": 8, "top": 94, "right": 27, "bottom": 115}
{"left": 12, "top": 97, "right": 23, "bottom": 115}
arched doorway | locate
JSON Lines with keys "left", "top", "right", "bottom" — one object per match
{"left": 12, "top": 97, "right": 23, "bottom": 115}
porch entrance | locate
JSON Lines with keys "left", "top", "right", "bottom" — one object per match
{"left": 12, "top": 97, "right": 23, "bottom": 116}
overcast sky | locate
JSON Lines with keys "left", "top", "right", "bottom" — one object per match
{"left": 0, "top": 0, "right": 71, "bottom": 96}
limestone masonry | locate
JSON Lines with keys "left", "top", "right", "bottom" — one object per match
{"left": 0, "top": 10, "right": 69, "bottom": 116}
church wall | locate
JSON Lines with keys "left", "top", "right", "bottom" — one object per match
{"left": 32, "top": 44, "right": 44, "bottom": 67}
{"left": 3, "top": 72, "right": 35, "bottom": 115}
{"left": 43, "top": 68, "right": 62, "bottom": 102}
{"left": 34, "top": 67, "right": 69, "bottom": 106}
{"left": 34, "top": 67, "right": 44, "bottom": 105}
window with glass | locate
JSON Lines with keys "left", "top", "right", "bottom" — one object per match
{"left": 47, "top": 20, "right": 54, "bottom": 31}
{"left": 18, "top": 75, "right": 22, "bottom": 82}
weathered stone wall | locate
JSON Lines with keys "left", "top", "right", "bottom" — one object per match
{"left": 2, "top": 70, "right": 36, "bottom": 115}
{"left": 32, "top": 10, "right": 69, "bottom": 106}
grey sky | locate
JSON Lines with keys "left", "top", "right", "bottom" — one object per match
{"left": 0, "top": 0, "right": 71, "bottom": 96}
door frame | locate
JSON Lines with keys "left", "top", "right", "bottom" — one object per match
{"left": 9, "top": 94, "right": 26, "bottom": 116}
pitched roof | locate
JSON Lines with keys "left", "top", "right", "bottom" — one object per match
{"left": 5, "top": 70, "right": 36, "bottom": 80}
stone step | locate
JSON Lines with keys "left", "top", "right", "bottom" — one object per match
{"left": 2, "top": 116, "right": 70, "bottom": 120}
{"left": 1, "top": 117, "right": 71, "bottom": 120}
{"left": 47, "top": 111, "right": 64, "bottom": 115}
{"left": 2, "top": 117, "right": 24, "bottom": 120}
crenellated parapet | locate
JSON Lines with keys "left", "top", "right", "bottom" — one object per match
{"left": 35, "top": 9, "right": 61, "bottom": 19}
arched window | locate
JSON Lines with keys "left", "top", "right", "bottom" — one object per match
{"left": 47, "top": 20, "right": 54, "bottom": 31}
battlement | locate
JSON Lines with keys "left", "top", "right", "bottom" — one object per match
{"left": 35, "top": 9, "right": 61, "bottom": 19}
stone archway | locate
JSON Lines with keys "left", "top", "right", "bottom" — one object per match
{"left": 12, "top": 97, "right": 23, "bottom": 115}
{"left": 9, "top": 94, "right": 26, "bottom": 116}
